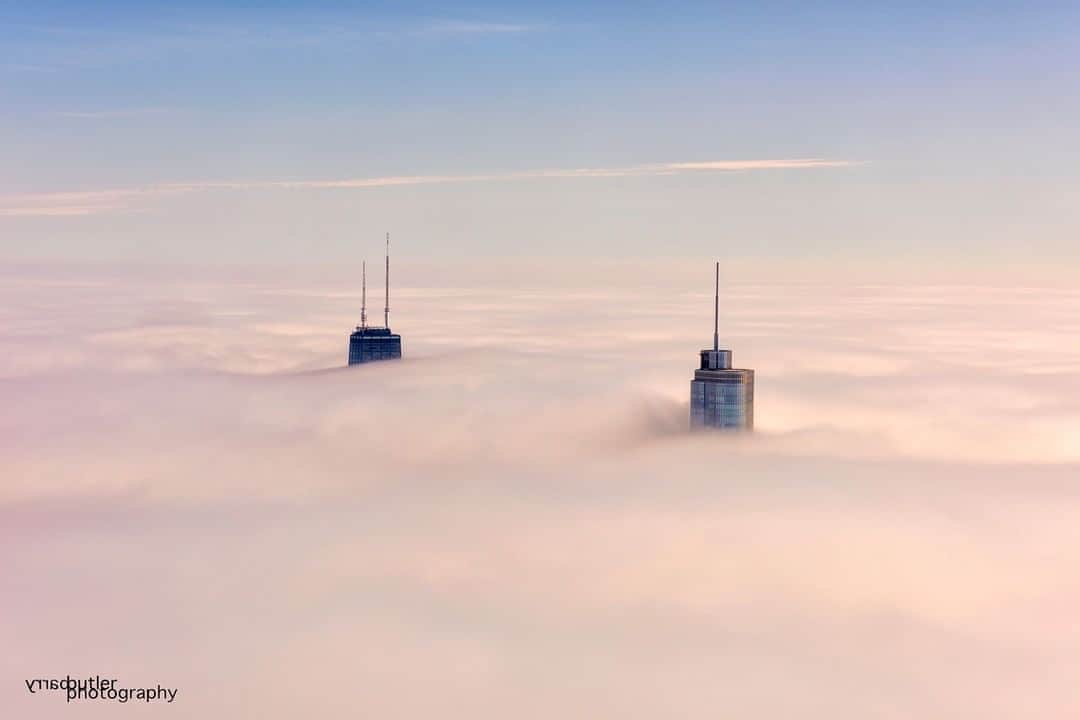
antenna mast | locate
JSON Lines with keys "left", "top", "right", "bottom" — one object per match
{"left": 361, "top": 261, "right": 367, "bottom": 329}
{"left": 384, "top": 232, "right": 393, "bottom": 328}
{"left": 713, "top": 261, "right": 719, "bottom": 351}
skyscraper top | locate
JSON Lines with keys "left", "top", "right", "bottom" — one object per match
{"left": 690, "top": 260, "right": 754, "bottom": 430}
{"left": 348, "top": 232, "right": 402, "bottom": 366}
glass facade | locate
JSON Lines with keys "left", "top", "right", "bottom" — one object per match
{"left": 690, "top": 349, "right": 754, "bottom": 430}
{"left": 347, "top": 327, "right": 402, "bottom": 365}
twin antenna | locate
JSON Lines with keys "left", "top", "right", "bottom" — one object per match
{"left": 359, "top": 232, "right": 391, "bottom": 330}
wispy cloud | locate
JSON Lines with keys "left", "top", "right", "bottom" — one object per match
{"left": 0, "top": 62, "right": 57, "bottom": 73}
{"left": 0, "top": 158, "right": 859, "bottom": 218}
{"left": 0, "top": 205, "right": 123, "bottom": 218}
{"left": 419, "top": 20, "right": 538, "bottom": 35}
{"left": 4, "top": 14, "right": 540, "bottom": 71}
{"left": 47, "top": 107, "right": 169, "bottom": 119}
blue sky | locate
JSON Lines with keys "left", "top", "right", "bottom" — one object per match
{"left": 1, "top": 1, "right": 1078, "bottom": 264}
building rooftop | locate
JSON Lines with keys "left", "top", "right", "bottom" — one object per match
{"left": 350, "top": 326, "right": 397, "bottom": 337}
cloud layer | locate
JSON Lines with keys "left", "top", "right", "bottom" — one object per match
{"left": 3, "top": 264, "right": 1079, "bottom": 718}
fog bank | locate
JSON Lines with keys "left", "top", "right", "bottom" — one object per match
{"left": 3, "top": 265, "right": 1079, "bottom": 718}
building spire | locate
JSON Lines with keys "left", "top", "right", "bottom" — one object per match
{"left": 361, "top": 260, "right": 367, "bottom": 329}
{"left": 713, "top": 260, "right": 719, "bottom": 351}
{"left": 384, "top": 232, "right": 393, "bottom": 328}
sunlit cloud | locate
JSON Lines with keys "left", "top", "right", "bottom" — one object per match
{"left": 2, "top": 265, "right": 1079, "bottom": 718}
{"left": 0, "top": 158, "right": 859, "bottom": 217}
{"left": 0, "top": 205, "right": 124, "bottom": 217}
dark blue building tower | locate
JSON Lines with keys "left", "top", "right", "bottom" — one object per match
{"left": 348, "top": 233, "right": 402, "bottom": 365}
